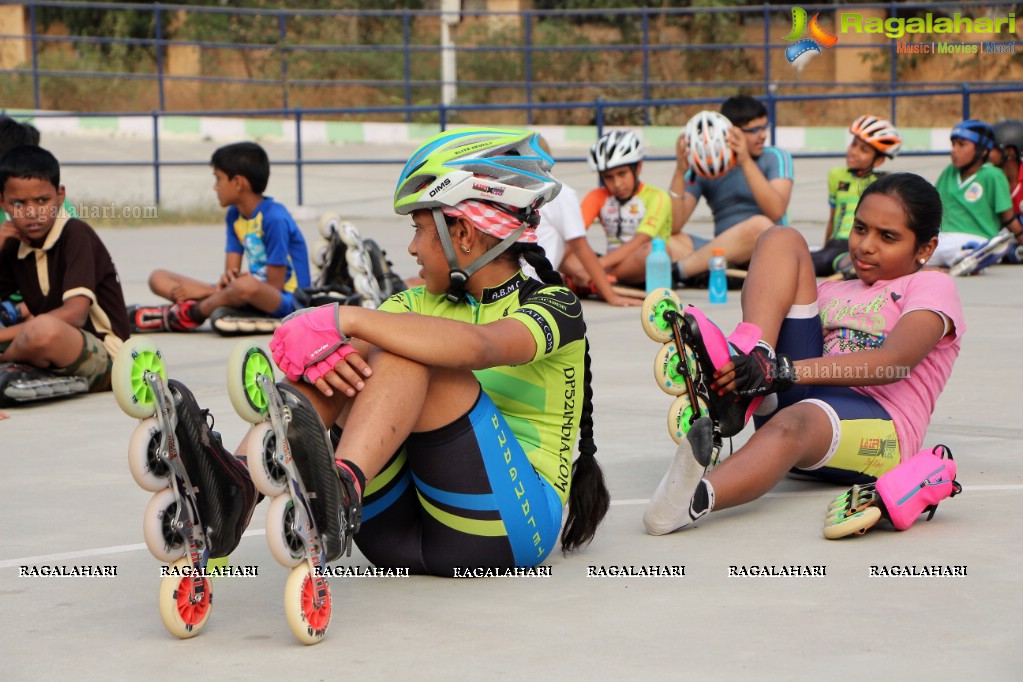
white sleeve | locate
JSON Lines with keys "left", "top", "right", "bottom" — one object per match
{"left": 550, "top": 184, "right": 587, "bottom": 240}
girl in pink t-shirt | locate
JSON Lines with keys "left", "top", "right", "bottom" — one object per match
{"left": 645, "top": 173, "right": 965, "bottom": 535}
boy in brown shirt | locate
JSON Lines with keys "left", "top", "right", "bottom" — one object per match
{"left": 0, "top": 145, "right": 130, "bottom": 406}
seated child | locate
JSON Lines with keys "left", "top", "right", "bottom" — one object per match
{"left": 128, "top": 141, "right": 310, "bottom": 332}
{"left": 668, "top": 95, "right": 794, "bottom": 282}
{"left": 642, "top": 173, "right": 965, "bottom": 535}
{"left": 0, "top": 146, "right": 131, "bottom": 396}
{"left": 990, "top": 119, "right": 1023, "bottom": 262}
{"left": 812, "top": 115, "right": 901, "bottom": 277}
{"left": 560, "top": 129, "right": 673, "bottom": 290}
{"left": 533, "top": 137, "right": 640, "bottom": 307}
{"left": 928, "top": 120, "right": 1023, "bottom": 274}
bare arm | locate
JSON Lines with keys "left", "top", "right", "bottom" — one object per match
{"left": 0, "top": 295, "right": 90, "bottom": 345}
{"left": 714, "top": 309, "right": 947, "bottom": 391}
{"left": 263, "top": 264, "right": 287, "bottom": 291}
{"left": 669, "top": 134, "right": 699, "bottom": 232}
{"left": 601, "top": 231, "right": 650, "bottom": 270}
{"left": 338, "top": 305, "right": 539, "bottom": 371}
{"left": 1000, "top": 209, "right": 1023, "bottom": 245}
{"left": 731, "top": 130, "right": 792, "bottom": 223}
{"left": 823, "top": 207, "right": 836, "bottom": 243}
{"left": 566, "top": 237, "right": 641, "bottom": 307}
{"left": 219, "top": 252, "right": 244, "bottom": 288}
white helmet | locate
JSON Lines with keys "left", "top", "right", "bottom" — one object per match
{"left": 685, "top": 110, "right": 736, "bottom": 179}
{"left": 589, "top": 130, "right": 644, "bottom": 171}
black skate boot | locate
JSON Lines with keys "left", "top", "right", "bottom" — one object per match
{"left": 277, "top": 384, "right": 362, "bottom": 562}
{"left": 169, "top": 380, "right": 259, "bottom": 558}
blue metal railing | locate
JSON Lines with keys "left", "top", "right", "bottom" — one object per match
{"left": 2, "top": 1, "right": 1022, "bottom": 205}
{"left": 12, "top": 81, "right": 1019, "bottom": 207}
{"left": 2, "top": 1, "right": 1021, "bottom": 123}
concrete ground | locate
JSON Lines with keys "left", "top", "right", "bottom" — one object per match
{"left": 1, "top": 139, "right": 1021, "bottom": 680}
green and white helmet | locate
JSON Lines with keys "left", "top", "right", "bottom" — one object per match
{"left": 393, "top": 128, "right": 562, "bottom": 302}
{"left": 394, "top": 127, "right": 561, "bottom": 215}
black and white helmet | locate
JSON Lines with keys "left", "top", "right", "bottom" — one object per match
{"left": 993, "top": 119, "right": 1023, "bottom": 155}
{"left": 588, "top": 130, "right": 644, "bottom": 171}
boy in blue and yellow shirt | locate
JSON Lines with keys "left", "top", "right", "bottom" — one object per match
{"left": 128, "top": 141, "right": 310, "bottom": 332}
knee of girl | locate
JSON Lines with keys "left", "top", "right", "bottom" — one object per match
{"left": 759, "top": 407, "right": 808, "bottom": 442}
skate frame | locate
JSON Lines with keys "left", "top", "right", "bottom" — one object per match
{"left": 662, "top": 305, "right": 725, "bottom": 465}
{"left": 256, "top": 374, "right": 331, "bottom": 612}
{"left": 948, "top": 228, "right": 1013, "bottom": 276}
{"left": 145, "top": 371, "right": 209, "bottom": 622}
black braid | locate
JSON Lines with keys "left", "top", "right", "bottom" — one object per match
{"left": 560, "top": 338, "right": 610, "bottom": 552}
{"left": 515, "top": 242, "right": 564, "bottom": 286}
{"left": 506, "top": 242, "right": 609, "bottom": 551}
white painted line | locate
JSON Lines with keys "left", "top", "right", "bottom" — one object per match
{"left": 2, "top": 484, "right": 1019, "bottom": 569}
{"left": 610, "top": 483, "right": 1022, "bottom": 506}
{"left": 0, "top": 528, "right": 266, "bottom": 569}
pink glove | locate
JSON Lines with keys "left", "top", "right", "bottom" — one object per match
{"left": 270, "top": 303, "right": 354, "bottom": 382}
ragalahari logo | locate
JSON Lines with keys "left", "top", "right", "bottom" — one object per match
{"left": 783, "top": 7, "right": 839, "bottom": 70}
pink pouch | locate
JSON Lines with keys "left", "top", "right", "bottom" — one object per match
{"left": 875, "top": 444, "right": 962, "bottom": 531}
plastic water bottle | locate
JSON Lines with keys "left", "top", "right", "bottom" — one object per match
{"left": 709, "top": 248, "right": 727, "bottom": 304}
{"left": 645, "top": 237, "right": 672, "bottom": 294}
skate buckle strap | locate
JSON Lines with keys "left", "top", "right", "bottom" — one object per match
{"left": 336, "top": 468, "right": 363, "bottom": 557}
{"left": 726, "top": 322, "right": 762, "bottom": 355}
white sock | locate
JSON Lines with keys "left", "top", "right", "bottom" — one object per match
{"left": 644, "top": 428, "right": 713, "bottom": 535}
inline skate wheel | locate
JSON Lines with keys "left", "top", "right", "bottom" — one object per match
{"left": 266, "top": 494, "right": 308, "bottom": 568}
{"left": 654, "top": 342, "right": 695, "bottom": 396}
{"left": 667, "top": 393, "right": 709, "bottom": 444}
{"left": 158, "top": 556, "right": 212, "bottom": 639}
{"left": 246, "top": 421, "right": 289, "bottom": 497}
{"left": 112, "top": 336, "right": 167, "bottom": 419}
{"left": 227, "top": 342, "right": 274, "bottom": 424}
{"left": 318, "top": 211, "right": 341, "bottom": 239}
{"left": 641, "top": 288, "right": 681, "bottom": 343}
{"left": 284, "top": 562, "right": 331, "bottom": 645}
{"left": 142, "top": 487, "right": 187, "bottom": 563}
{"left": 128, "top": 417, "right": 172, "bottom": 492}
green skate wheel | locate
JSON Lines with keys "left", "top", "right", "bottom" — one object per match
{"left": 112, "top": 337, "right": 167, "bottom": 419}
{"left": 641, "top": 288, "right": 681, "bottom": 343}
{"left": 227, "top": 342, "right": 274, "bottom": 424}
{"left": 654, "top": 342, "right": 695, "bottom": 396}
{"left": 667, "top": 393, "right": 709, "bottom": 444}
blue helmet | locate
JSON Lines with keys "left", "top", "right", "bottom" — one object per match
{"left": 951, "top": 120, "right": 995, "bottom": 151}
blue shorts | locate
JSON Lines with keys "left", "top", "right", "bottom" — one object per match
{"left": 755, "top": 311, "right": 900, "bottom": 485}
{"left": 353, "top": 389, "right": 563, "bottom": 576}
{"left": 271, "top": 290, "right": 300, "bottom": 318}
{"left": 690, "top": 234, "right": 711, "bottom": 250}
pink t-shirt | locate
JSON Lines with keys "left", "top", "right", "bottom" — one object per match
{"left": 816, "top": 271, "right": 966, "bottom": 457}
